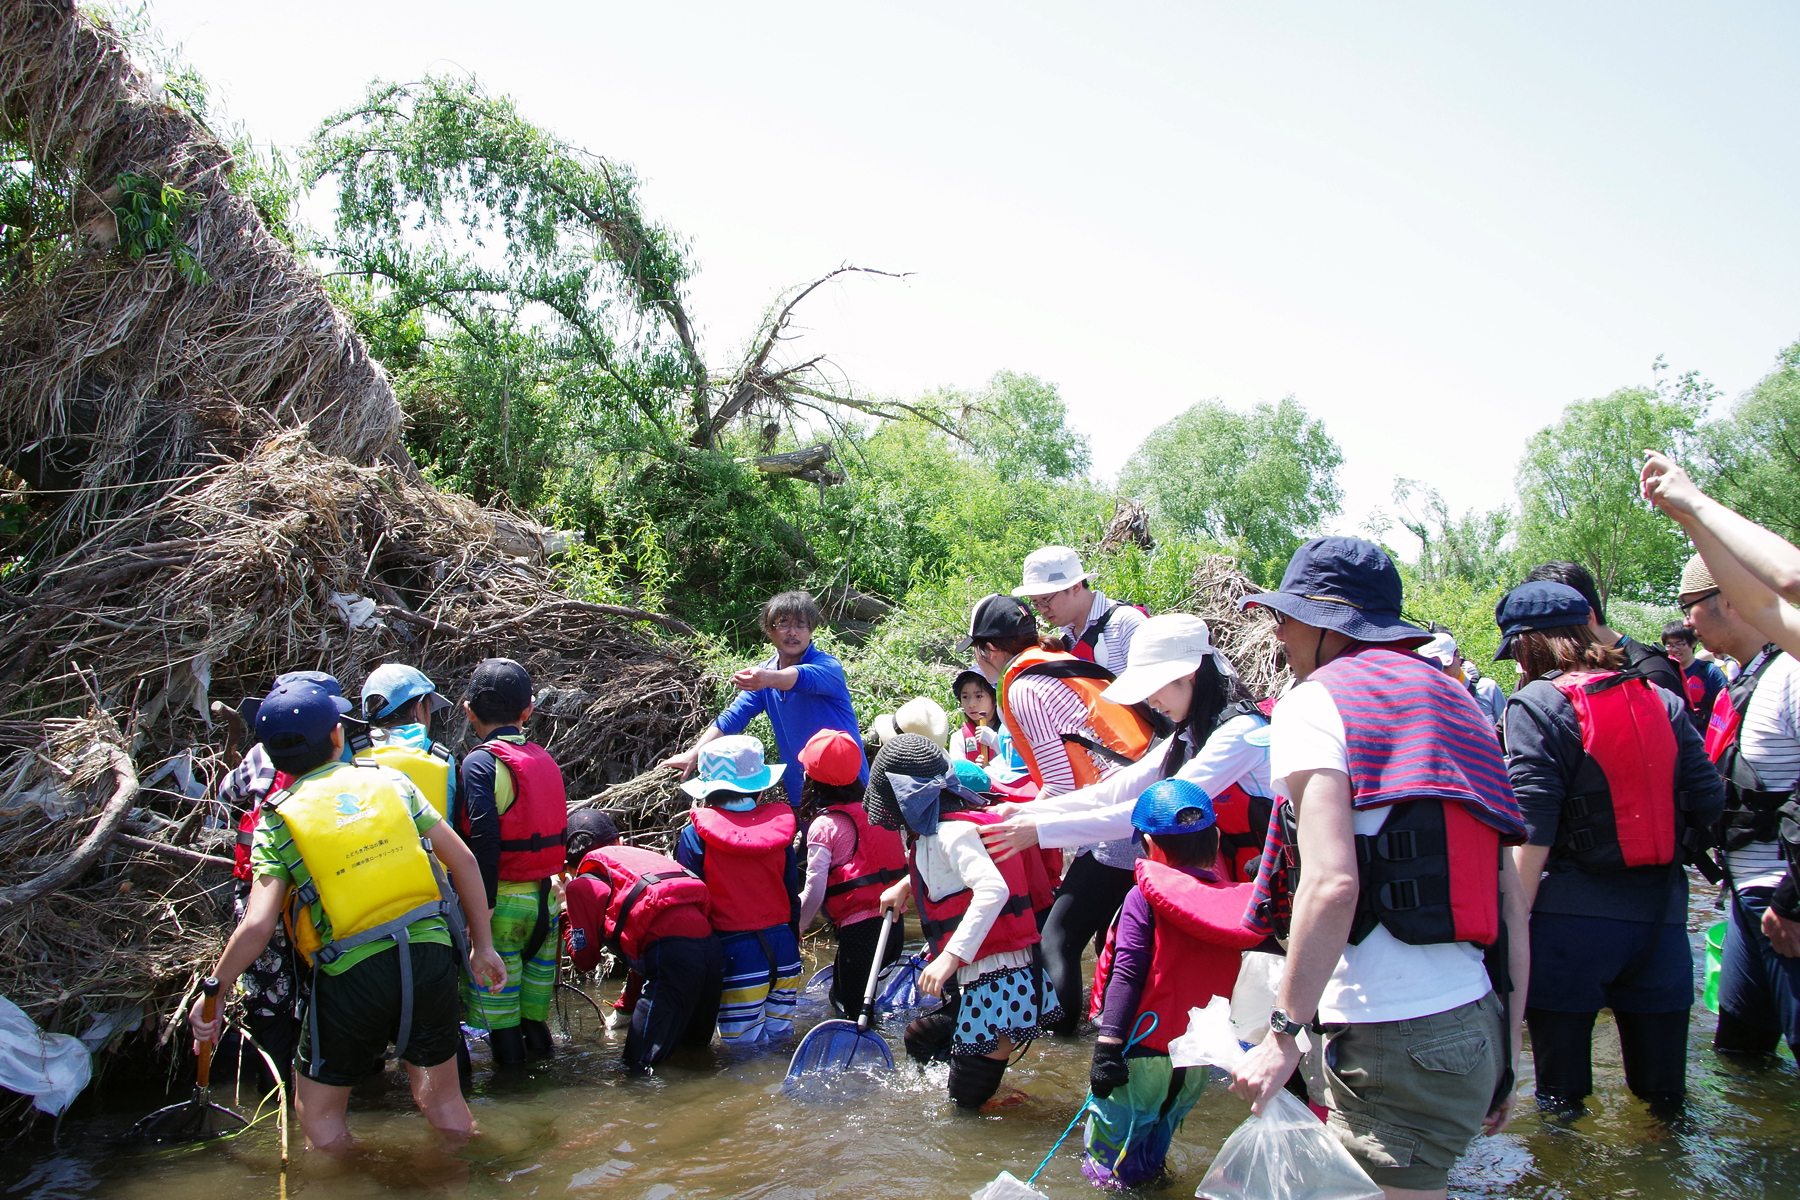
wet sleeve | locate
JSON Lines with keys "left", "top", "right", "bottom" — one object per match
{"left": 1502, "top": 686, "right": 1579, "bottom": 848}
{"left": 1097, "top": 889, "right": 1154, "bottom": 1042}
{"left": 713, "top": 685, "right": 767, "bottom": 735}
{"left": 458, "top": 749, "right": 503, "bottom": 908}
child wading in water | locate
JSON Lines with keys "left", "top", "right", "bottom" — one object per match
{"left": 1083, "top": 778, "right": 1261, "bottom": 1187}
{"left": 870, "top": 734, "right": 1063, "bottom": 1110}
{"left": 676, "top": 735, "right": 802, "bottom": 1045}
{"left": 796, "top": 729, "right": 907, "bottom": 1020}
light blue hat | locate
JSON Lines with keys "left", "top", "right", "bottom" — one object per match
{"left": 681, "top": 735, "right": 787, "bottom": 800}
{"left": 1132, "top": 778, "right": 1216, "bottom": 838}
{"left": 361, "top": 663, "right": 452, "bottom": 720}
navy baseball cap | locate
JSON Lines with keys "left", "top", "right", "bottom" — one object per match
{"left": 255, "top": 679, "right": 352, "bottom": 771}
{"left": 1132, "top": 778, "right": 1217, "bottom": 837}
{"left": 1238, "top": 537, "right": 1430, "bottom": 646}
{"left": 239, "top": 671, "right": 351, "bottom": 733}
{"left": 1492, "top": 581, "right": 1591, "bottom": 660}
{"left": 466, "top": 657, "right": 535, "bottom": 717}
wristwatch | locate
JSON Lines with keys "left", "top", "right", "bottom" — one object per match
{"left": 1268, "top": 1009, "right": 1304, "bottom": 1037}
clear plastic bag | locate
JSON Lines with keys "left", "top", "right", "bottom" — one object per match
{"left": 1196, "top": 1090, "right": 1382, "bottom": 1200}
{"left": 969, "top": 1170, "right": 1048, "bottom": 1200}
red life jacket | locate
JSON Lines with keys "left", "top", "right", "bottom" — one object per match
{"left": 574, "top": 845, "right": 711, "bottom": 961}
{"left": 1545, "top": 670, "right": 1680, "bottom": 870}
{"left": 233, "top": 768, "right": 295, "bottom": 881}
{"left": 1066, "top": 602, "right": 1149, "bottom": 663}
{"left": 471, "top": 739, "right": 569, "bottom": 881}
{"left": 1087, "top": 861, "right": 1261, "bottom": 1052}
{"left": 820, "top": 802, "right": 907, "bottom": 925}
{"left": 1212, "top": 781, "right": 1274, "bottom": 883}
{"left": 911, "top": 810, "right": 1039, "bottom": 961}
{"left": 690, "top": 803, "right": 796, "bottom": 932}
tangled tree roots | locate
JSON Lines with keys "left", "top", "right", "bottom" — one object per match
{"left": 1182, "top": 555, "right": 1290, "bottom": 699}
{"left": 0, "top": 0, "right": 403, "bottom": 536}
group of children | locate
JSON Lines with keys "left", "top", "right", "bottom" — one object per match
{"left": 196, "top": 654, "right": 1266, "bottom": 1188}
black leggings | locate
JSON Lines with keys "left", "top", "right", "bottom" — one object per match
{"left": 1040, "top": 852, "right": 1138, "bottom": 1035}
{"left": 832, "top": 915, "right": 903, "bottom": 1022}
{"left": 1526, "top": 1007, "right": 1689, "bottom": 1109}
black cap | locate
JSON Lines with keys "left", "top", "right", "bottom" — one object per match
{"left": 465, "top": 657, "right": 534, "bottom": 718}
{"left": 1492, "top": 581, "right": 1591, "bottom": 660}
{"left": 956, "top": 594, "right": 1038, "bottom": 652}
{"left": 564, "top": 808, "right": 620, "bottom": 854}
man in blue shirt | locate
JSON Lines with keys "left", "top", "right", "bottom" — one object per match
{"left": 1662, "top": 621, "right": 1728, "bottom": 734}
{"left": 659, "top": 590, "right": 865, "bottom": 803}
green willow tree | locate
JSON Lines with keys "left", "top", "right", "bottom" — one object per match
{"left": 1120, "top": 396, "right": 1343, "bottom": 582}
{"left": 1513, "top": 380, "right": 1706, "bottom": 606}
{"left": 1705, "top": 340, "right": 1800, "bottom": 542}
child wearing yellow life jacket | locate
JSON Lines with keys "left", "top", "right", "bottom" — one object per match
{"left": 456, "top": 658, "right": 569, "bottom": 1067}
{"left": 360, "top": 663, "right": 459, "bottom": 819}
{"left": 796, "top": 729, "right": 907, "bottom": 1020}
{"left": 868, "top": 734, "right": 1064, "bottom": 1111}
{"left": 676, "top": 735, "right": 802, "bottom": 1045}
{"left": 1083, "top": 779, "right": 1261, "bottom": 1188}
{"left": 190, "top": 678, "right": 505, "bottom": 1152}
{"left": 560, "top": 810, "right": 725, "bottom": 1073}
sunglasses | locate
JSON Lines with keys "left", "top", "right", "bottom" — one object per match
{"left": 1678, "top": 589, "right": 1720, "bottom": 614}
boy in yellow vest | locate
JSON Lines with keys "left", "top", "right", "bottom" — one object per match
{"left": 360, "top": 663, "right": 459, "bottom": 817}
{"left": 190, "top": 679, "right": 506, "bottom": 1153}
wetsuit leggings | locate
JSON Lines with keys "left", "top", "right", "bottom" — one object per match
{"left": 1525, "top": 1009, "right": 1689, "bottom": 1108}
{"left": 831, "top": 914, "right": 903, "bottom": 1022}
{"left": 1041, "top": 853, "right": 1138, "bottom": 1035}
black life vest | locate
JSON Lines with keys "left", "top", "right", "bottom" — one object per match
{"left": 1705, "top": 647, "right": 1792, "bottom": 852}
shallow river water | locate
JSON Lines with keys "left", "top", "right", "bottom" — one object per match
{"left": 6, "top": 899, "right": 1797, "bottom": 1200}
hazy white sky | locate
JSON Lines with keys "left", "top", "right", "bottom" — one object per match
{"left": 144, "top": 1, "right": 1800, "bottom": 540}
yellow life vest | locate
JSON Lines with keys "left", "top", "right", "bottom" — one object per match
{"left": 361, "top": 738, "right": 453, "bottom": 809}
{"left": 270, "top": 764, "right": 446, "bottom": 967}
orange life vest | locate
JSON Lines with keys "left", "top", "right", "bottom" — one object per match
{"left": 999, "top": 648, "right": 1154, "bottom": 789}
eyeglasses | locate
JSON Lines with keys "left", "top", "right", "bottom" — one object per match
{"left": 1028, "top": 585, "right": 1079, "bottom": 608}
{"left": 1678, "top": 590, "right": 1720, "bottom": 614}
{"left": 1269, "top": 609, "right": 1288, "bottom": 628}
{"left": 769, "top": 619, "right": 812, "bottom": 633}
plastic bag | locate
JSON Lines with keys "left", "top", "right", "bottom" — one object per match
{"left": 1167, "top": 996, "right": 1245, "bottom": 1071}
{"left": 0, "top": 995, "right": 91, "bottom": 1116}
{"left": 1197, "top": 1090, "right": 1382, "bottom": 1200}
{"left": 969, "top": 1170, "right": 1048, "bottom": 1200}
{"left": 1229, "top": 951, "right": 1284, "bottom": 1043}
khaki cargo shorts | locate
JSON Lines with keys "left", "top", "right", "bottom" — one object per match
{"left": 1318, "top": 991, "right": 1506, "bottom": 1191}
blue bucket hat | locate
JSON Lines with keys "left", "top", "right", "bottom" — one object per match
{"left": 1238, "top": 536, "right": 1430, "bottom": 646}
{"left": 361, "top": 663, "right": 452, "bottom": 721}
{"left": 1492, "top": 581, "right": 1591, "bottom": 661}
{"left": 255, "top": 679, "right": 352, "bottom": 772}
{"left": 1132, "top": 778, "right": 1216, "bottom": 838}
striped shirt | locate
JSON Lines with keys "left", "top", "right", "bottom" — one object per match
{"left": 1004, "top": 672, "right": 1134, "bottom": 866}
{"left": 1729, "top": 649, "right": 1800, "bottom": 890}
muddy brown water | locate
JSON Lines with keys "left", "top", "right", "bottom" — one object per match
{"left": 5, "top": 896, "right": 1797, "bottom": 1200}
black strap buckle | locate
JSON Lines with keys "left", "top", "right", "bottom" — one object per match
{"left": 1379, "top": 878, "right": 1421, "bottom": 912}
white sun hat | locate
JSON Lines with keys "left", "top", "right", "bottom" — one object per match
{"left": 1012, "top": 545, "right": 1090, "bottom": 598}
{"left": 895, "top": 697, "right": 950, "bottom": 746}
{"left": 1101, "top": 614, "right": 1237, "bottom": 706}
{"left": 1419, "top": 631, "right": 1459, "bottom": 667}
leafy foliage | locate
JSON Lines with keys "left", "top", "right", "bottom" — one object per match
{"left": 110, "top": 173, "right": 207, "bottom": 284}
{"left": 1704, "top": 340, "right": 1800, "bottom": 542}
{"left": 1513, "top": 382, "right": 1704, "bottom": 607}
{"left": 1120, "top": 396, "right": 1343, "bottom": 584}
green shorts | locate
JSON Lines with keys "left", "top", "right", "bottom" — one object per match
{"left": 1319, "top": 991, "right": 1505, "bottom": 1191}
{"left": 297, "top": 940, "right": 463, "bottom": 1086}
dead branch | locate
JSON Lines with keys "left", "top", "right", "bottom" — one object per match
{"left": 0, "top": 748, "right": 137, "bottom": 909}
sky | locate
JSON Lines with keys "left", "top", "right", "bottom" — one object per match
{"left": 141, "top": 1, "right": 1800, "bottom": 546}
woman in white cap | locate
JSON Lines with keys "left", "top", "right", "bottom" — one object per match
{"left": 981, "top": 614, "right": 1277, "bottom": 892}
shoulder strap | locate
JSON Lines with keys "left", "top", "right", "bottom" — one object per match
{"left": 1728, "top": 645, "right": 1784, "bottom": 713}
{"left": 1077, "top": 603, "right": 1120, "bottom": 648}
{"left": 1018, "top": 657, "right": 1119, "bottom": 685}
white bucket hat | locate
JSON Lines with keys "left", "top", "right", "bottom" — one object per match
{"left": 1013, "top": 546, "right": 1090, "bottom": 598}
{"left": 1101, "top": 614, "right": 1237, "bottom": 706}
{"left": 1419, "top": 631, "right": 1459, "bottom": 667}
{"left": 895, "top": 697, "right": 950, "bottom": 746}
{"left": 680, "top": 734, "right": 787, "bottom": 799}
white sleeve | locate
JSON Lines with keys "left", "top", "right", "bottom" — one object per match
{"left": 1175, "top": 715, "right": 1271, "bottom": 799}
{"left": 1030, "top": 744, "right": 1167, "bottom": 849}
{"left": 797, "top": 842, "right": 834, "bottom": 929}
{"left": 1268, "top": 682, "right": 1348, "bottom": 798}
{"left": 1101, "top": 605, "right": 1147, "bottom": 675}
{"left": 935, "top": 821, "right": 1011, "bottom": 965}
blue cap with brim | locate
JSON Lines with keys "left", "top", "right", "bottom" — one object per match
{"left": 255, "top": 680, "right": 352, "bottom": 771}
{"left": 1238, "top": 536, "right": 1430, "bottom": 646}
{"left": 240, "top": 671, "right": 351, "bottom": 737}
{"left": 1132, "top": 778, "right": 1217, "bottom": 838}
{"left": 361, "top": 663, "right": 452, "bottom": 720}
{"left": 1492, "top": 581, "right": 1591, "bottom": 661}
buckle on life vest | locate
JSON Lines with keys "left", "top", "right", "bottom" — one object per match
{"left": 296, "top": 880, "right": 320, "bottom": 908}
{"left": 1566, "top": 794, "right": 1593, "bottom": 820}
{"left": 1567, "top": 829, "right": 1596, "bottom": 853}
{"left": 235, "top": 829, "right": 254, "bottom": 847}
{"left": 1379, "top": 879, "right": 1421, "bottom": 912}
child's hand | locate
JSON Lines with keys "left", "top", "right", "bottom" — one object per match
{"left": 878, "top": 877, "right": 912, "bottom": 915}
{"left": 974, "top": 726, "right": 1000, "bottom": 751}
{"left": 918, "top": 951, "right": 961, "bottom": 999}
{"left": 471, "top": 946, "right": 508, "bottom": 993}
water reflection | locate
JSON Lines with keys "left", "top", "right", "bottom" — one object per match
{"left": 4, "top": 900, "right": 1795, "bottom": 1199}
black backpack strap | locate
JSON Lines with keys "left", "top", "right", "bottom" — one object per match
{"left": 1078, "top": 603, "right": 1120, "bottom": 649}
{"left": 1018, "top": 657, "right": 1119, "bottom": 685}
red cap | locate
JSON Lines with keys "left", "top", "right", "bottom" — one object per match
{"left": 798, "top": 728, "right": 863, "bottom": 787}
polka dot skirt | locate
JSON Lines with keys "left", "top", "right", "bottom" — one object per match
{"left": 949, "top": 963, "right": 1064, "bottom": 1056}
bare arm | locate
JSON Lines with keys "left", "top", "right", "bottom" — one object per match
{"left": 1485, "top": 852, "right": 1531, "bottom": 1135}
{"left": 659, "top": 724, "right": 725, "bottom": 780}
{"left": 1642, "top": 452, "right": 1800, "bottom": 655}
{"left": 190, "top": 874, "right": 287, "bottom": 1042}
{"left": 1510, "top": 843, "right": 1551, "bottom": 913}
{"left": 1230, "top": 768, "right": 1358, "bottom": 1114}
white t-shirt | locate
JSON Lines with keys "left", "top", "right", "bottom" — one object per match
{"left": 1729, "top": 649, "right": 1800, "bottom": 891}
{"left": 1271, "top": 682, "right": 1492, "bottom": 1025}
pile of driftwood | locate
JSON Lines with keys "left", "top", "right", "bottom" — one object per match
{"left": 1181, "top": 554, "right": 1290, "bottom": 700}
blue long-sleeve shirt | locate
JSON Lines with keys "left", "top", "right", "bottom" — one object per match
{"left": 713, "top": 643, "right": 866, "bottom": 801}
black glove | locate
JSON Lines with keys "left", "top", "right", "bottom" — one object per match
{"left": 1090, "top": 1041, "right": 1130, "bottom": 1099}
